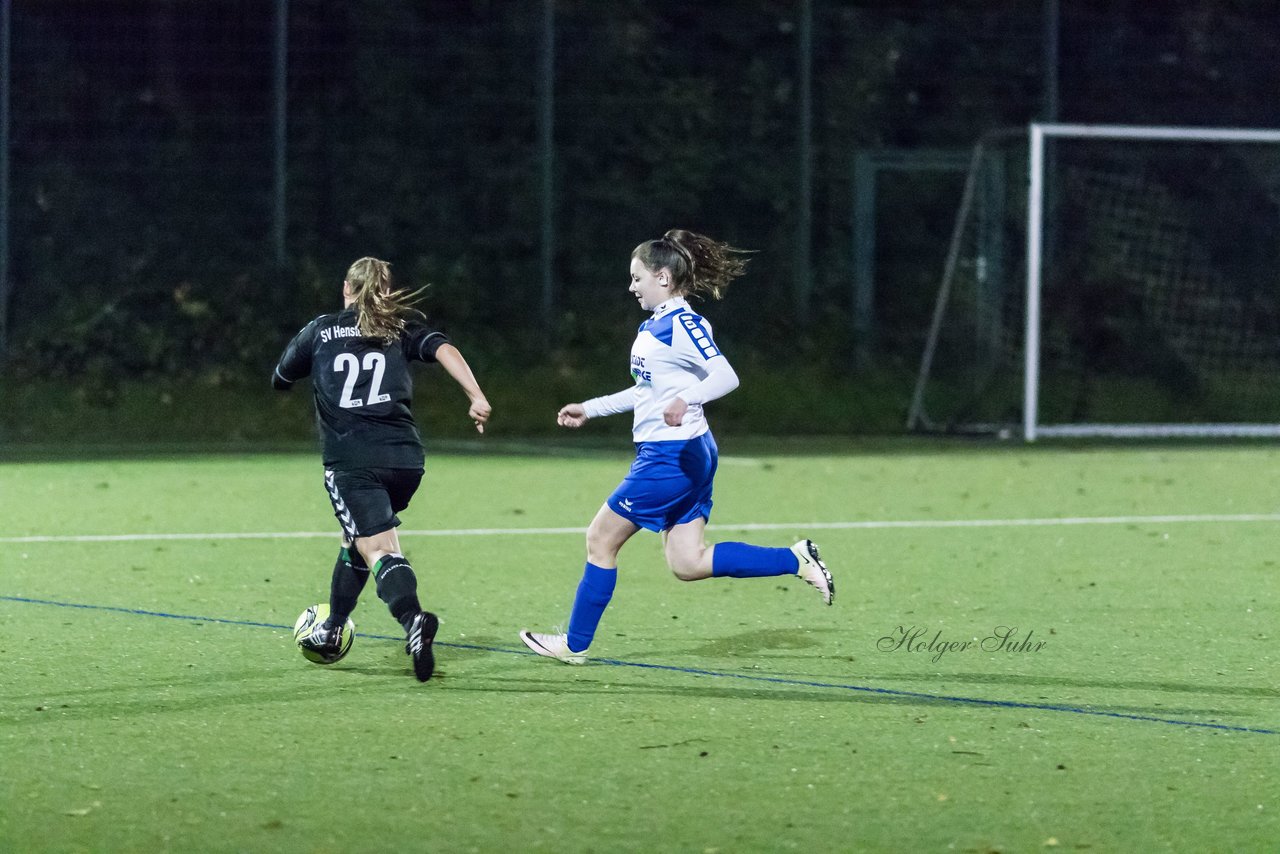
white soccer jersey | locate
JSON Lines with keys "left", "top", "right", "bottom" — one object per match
{"left": 583, "top": 296, "right": 739, "bottom": 442}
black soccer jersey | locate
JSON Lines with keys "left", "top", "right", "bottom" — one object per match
{"left": 272, "top": 308, "right": 450, "bottom": 470}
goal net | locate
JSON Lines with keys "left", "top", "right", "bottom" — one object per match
{"left": 908, "top": 123, "right": 1280, "bottom": 440}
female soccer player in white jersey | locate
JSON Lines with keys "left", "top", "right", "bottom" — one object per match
{"left": 519, "top": 229, "right": 834, "bottom": 664}
{"left": 273, "top": 257, "right": 491, "bottom": 681}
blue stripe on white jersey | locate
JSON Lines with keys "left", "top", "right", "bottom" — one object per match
{"left": 627, "top": 297, "right": 730, "bottom": 442}
{"left": 678, "top": 313, "right": 720, "bottom": 359}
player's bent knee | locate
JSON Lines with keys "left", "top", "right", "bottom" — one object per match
{"left": 669, "top": 565, "right": 701, "bottom": 582}
{"left": 666, "top": 553, "right": 708, "bottom": 582}
{"left": 585, "top": 532, "right": 623, "bottom": 566}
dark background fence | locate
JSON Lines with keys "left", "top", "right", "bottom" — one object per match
{"left": 3, "top": 1, "right": 1279, "bottom": 440}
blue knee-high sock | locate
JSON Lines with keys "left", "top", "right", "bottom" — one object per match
{"left": 711, "top": 542, "right": 799, "bottom": 578}
{"left": 566, "top": 562, "right": 616, "bottom": 653}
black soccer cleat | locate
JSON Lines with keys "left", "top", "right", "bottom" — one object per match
{"left": 298, "top": 620, "right": 346, "bottom": 663}
{"left": 406, "top": 611, "right": 440, "bottom": 681}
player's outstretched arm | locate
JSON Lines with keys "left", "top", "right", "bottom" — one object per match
{"left": 563, "top": 387, "right": 636, "bottom": 429}
{"left": 434, "top": 343, "right": 492, "bottom": 433}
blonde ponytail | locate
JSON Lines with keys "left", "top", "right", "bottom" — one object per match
{"left": 345, "top": 257, "right": 424, "bottom": 343}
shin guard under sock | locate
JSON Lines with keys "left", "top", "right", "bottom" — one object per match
{"left": 328, "top": 547, "right": 369, "bottom": 626}
{"left": 374, "top": 554, "right": 421, "bottom": 632}
{"left": 566, "top": 562, "right": 617, "bottom": 653}
{"left": 711, "top": 542, "right": 799, "bottom": 578}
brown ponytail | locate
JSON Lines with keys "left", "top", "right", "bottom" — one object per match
{"left": 631, "top": 229, "right": 751, "bottom": 300}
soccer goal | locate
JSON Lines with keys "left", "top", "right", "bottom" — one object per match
{"left": 907, "top": 122, "right": 1280, "bottom": 440}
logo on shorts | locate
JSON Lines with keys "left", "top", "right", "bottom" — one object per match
{"left": 618, "top": 498, "right": 634, "bottom": 512}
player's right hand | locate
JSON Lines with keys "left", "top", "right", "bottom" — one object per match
{"left": 557, "top": 403, "right": 588, "bottom": 429}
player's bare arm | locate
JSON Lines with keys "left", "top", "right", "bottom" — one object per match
{"left": 435, "top": 342, "right": 492, "bottom": 433}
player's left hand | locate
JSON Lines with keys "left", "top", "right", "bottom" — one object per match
{"left": 663, "top": 398, "right": 689, "bottom": 427}
{"left": 469, "top": 397, "right": 492, "bottom": 433}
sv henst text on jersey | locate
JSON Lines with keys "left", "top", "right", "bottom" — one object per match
{"left": 319, "top": 324, "right": 362, "bottom": 343}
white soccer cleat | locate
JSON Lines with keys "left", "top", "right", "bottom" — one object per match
{"left": 792, "top": 539, "right": 834, "bottom": 606}
{"left": 519, "top": 630, "right": 588, "bottom": 665}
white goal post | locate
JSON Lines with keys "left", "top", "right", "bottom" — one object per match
{"left": 1024, "top": 123, "right": 1280, "bottom": 440}
{"left": 907, "top": 121, "right": 1280, "bottom": 441}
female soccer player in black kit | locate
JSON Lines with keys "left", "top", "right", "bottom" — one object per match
{"left": 272, "top": 257, "right": 491, "bottom": 681}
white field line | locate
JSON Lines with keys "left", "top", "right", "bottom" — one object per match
{"left": 5, "top": 513, "right": 1280, "bottom": 544}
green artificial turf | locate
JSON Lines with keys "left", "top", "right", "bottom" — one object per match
{"left": 2, "top": 441, "right": 1277, "bottom": 852}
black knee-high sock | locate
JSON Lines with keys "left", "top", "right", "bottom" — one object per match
{"left": 374, "top": 554, "right": 421, "bottom": 632}
{"left": 328, "top": 547, "right": 369, "bottom": 626}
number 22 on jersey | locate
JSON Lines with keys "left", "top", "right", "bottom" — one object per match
{"left": 333, "top": 352, "right": 391, "bottom": 408}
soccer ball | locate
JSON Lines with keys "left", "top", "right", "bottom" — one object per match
{"left": 292, "top": 603, "right": 355, "bottom": 665}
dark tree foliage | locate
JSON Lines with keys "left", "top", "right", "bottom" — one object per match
{"left": 6, "top": 0, "right": 1279, "bottom": 397}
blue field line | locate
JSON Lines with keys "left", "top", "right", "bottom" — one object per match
{"left": 5, "top": 594, "right": 1276, "bottom": 737}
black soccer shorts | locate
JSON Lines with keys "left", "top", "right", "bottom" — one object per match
{"left": 323, "top": 467, "right": 424, "bottom": 541}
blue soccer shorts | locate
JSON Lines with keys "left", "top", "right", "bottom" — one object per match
{"left": 606, "top": 432, "right": 718, "bottom": 532}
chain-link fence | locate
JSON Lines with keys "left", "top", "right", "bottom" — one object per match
{"left": 4, "top": 1, "right": 1278, "bottom": 411}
